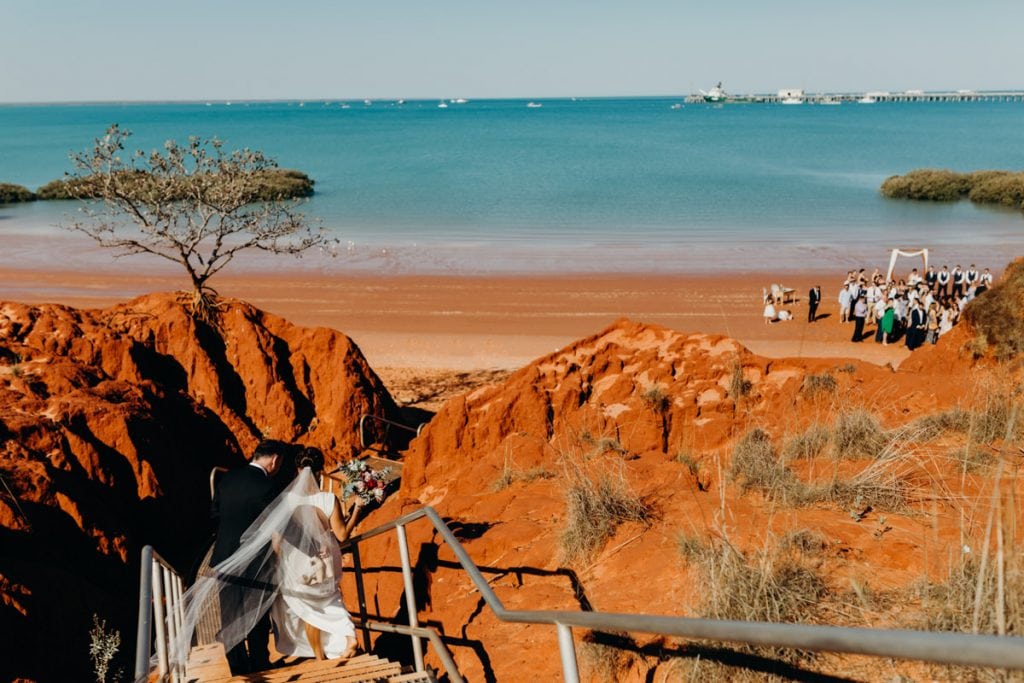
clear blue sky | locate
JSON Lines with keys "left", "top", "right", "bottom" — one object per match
{"left": 2, "top": 0, "right": 1022, "bottom": 102}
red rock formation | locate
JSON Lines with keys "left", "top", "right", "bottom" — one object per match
{"left": 355, "top": 319, "right": 1008, "bottom": 682}
{"left": 0, "top": 293, "right": 397, "bottom": 682}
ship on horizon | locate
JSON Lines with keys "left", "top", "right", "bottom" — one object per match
{"left": 699, "top": 82, "right": 728, "bottom": 103}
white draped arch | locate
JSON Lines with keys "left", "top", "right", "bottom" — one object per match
{"left": 886, "top": 248, "right": 929, "bottom": 283}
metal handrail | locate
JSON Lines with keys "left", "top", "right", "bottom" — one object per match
{"left": 134, "top": 543, "right": 461, "bottom": 683}
{"left": 135, "top": 546, "right": 186, "bottom": 683}
{"left": 359, "top": 621, "right": 464, "bottom": 683}
{"left": 359, "top": 414, "right": 426, "bottom": 450}
{"left": 339, "top": 506, "right": 1024, "bottom": 681}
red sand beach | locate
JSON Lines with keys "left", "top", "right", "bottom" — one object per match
{"left": 0, "top": 266, "right": 912, "bottom": 373}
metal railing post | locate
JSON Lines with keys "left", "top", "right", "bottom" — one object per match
{"left": 151, "top": 561, "right": 169, "bottom": 678}
{"left": 351, "top": 545, "right": 372, "bottom": 652}
{"left": 556, "top": 623, "right": 580, "bottom": 683}
{"left": 134, "top": 547, "right": 154, "bottom": 681}
{"left": 161, "top": 566, "right": 180, "bottom": 683}
{"left": 395, "top": 523, "right": 425, "bottom": 672}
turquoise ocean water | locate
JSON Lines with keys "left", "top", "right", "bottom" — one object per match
{"left": 0, "top": 98, "right": 1022, "bottom": 274}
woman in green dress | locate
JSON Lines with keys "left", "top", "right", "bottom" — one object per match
{"left": 881, "top": 299, "right": 895, "bottom": 345}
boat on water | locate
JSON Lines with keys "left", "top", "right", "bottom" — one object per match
{"left": 818, "top": 96, "right": 841, "bottom": 105}
{"left": 437, "top": 101, "right": 448, "bottom": 108}
{"left": 453, "top": 98, "right": 468, "bottom": 104}
{"left": 780, "top": 97, "right": 803, "bottom": 105}
{"left": 670, "top": 103, "right": 683, "bottom": 110}
{"left": 857, "top": 96, "right": 877, "bottom": 104}
{"left": 526, "top": 101, "right": 543, "bottom": 108}
{"left": 698, "top": 82, "right": 727, "bottom": 103}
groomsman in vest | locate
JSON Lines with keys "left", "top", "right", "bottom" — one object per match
{"left": 937, "top": 265, "right": 951, "bottom": 298}
{"left": 211, "top": 440, "right": 286, "bottom": 675}
{"left": 965, "top": 264, "right": 979, "bottom": 295}
{"left": 925, "top": 265, "right": 938, "bottom": 293}
{"left": 808, "top": 285, "right": 822, "bottom": 323}
{"left": 951, "top": 265, "right": 965, "bottom": 299}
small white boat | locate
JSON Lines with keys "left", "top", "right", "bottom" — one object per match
{"left": 397, "top": 99, "right": 406, "bottom": 105}
{"left": 454, "top": 98, "right": 468, "bottom": 104}
{"left": 857, "top": 96, "right": 877, "bottom": 104}
{"left": 364, "top": 99, "right": 372, "bottom": 105}
{"left": 526, "top": 101, "right": 543, "bottom": 108}
{"left": 670, "top": 103, "right": 683, "bottom": 110}
{"left": 818, "top": 96, "right": 841, "bottom": 105}
{"left": 438, "top": 101, "right": 448, "bottom": 108}
{"left": 780, "top": 97, "right": 803, "bottom": 105}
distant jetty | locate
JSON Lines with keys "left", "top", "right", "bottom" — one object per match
{"left": 685, "top": 89, "right": 1024, "bottom": 105}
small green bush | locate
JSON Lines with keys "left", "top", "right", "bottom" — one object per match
{"left": 882, "top": 168, "right": 1024, "bottom": 211}
{"left": 968, "top": 172, "right": 1024, "bottom": 209}
{"left": 881, "top": 169, "right": 971, "bottom": 201}
{"left": 0, "top": 182, "right": 35, "bottom": 203}
{"left": 36, "top": 168, "right": 314, "bottom": 202}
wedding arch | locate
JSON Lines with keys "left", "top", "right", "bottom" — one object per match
{"left": 885, "top": 248, "right": 929, "bottom": 283}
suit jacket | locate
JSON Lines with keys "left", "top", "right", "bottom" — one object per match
{"left": 808, "top": 288, "right": 821, "bottom": 306}
{"left": 211, "top": 465, "right": 278, "bottom": 565}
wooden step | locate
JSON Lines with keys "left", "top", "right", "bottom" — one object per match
{"left": 184, "top": 644, "right": 406, "bottom": 683}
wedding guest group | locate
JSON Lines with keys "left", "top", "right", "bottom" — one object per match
{"left": 835, "top": 262, "right": 992, "bottom": 348}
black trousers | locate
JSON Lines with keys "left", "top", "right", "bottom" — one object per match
{"left": 221, "top": 585, "right": 272, "bottom": 675}
{"left": 851, "top": 315, "right": 865, "bottom": 342}
{"left": 808, "top": 302, "right": 818, "bottom": 322}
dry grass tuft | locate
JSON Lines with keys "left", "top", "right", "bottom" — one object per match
{"left": 731, "top": 427, "right": 908, "bottom": 511}
{"left": 578, "top": 631, "right": 639, "bottom": 682}
{"left": 684, "top": 537, "right": 827, "bottom": 663}
{"left": 913, "top": 553, "right": 1024, "bottom": 682}
{"left": 782, "top": 424, "right": 831, "bottom": 461}
{"left": 801, "top": 373, "right": 838, "bottom": 398}
{"left": 780, "top": 529, "right": 829, "bottom": 556}
{"left": 559, "top": 450, "right": 651, "bottom": 565}
{"left": 831, "top": 409, "right": 889, "bottom": 460}
{"left": 913, "top": 408, "right": 972, "bottom": 440}
{"left": 641, "top": 384, "right": 671, "bottom": 413}
{"left": 729, "top": 360, "right": 752, "bottom": 399}
{"left": 729, "top": 429, "right": 802, "bottom": 504}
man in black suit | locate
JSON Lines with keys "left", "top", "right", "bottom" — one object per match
{"left": 211, "top": 440, "right": 286, "bottom": 675}
{"left": 807, "top": 285, "right": 821, "bottom": 323}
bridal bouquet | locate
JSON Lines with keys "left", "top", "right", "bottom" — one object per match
{"left": 338, "top": 459, "right": 391, "bottom": 506}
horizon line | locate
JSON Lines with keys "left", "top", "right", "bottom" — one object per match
{"left": 3, "top": 87, "right": 1024, "bottom": 107}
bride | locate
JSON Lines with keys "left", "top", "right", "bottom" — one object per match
{"left": 169, "top": 450, "right": 360, "bottom": 671}
{"left": 270, "top": 449, "right": 359, "bottom": 659}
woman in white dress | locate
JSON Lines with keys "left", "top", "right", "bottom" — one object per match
{"left": 167, "top": 452, "right": 362, "bottom": 674}
{"left": 270, "top": 450, "right": 360, "bottom": 660}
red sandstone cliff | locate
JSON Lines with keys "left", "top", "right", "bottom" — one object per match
{"left": 0, "top": 293, "right": 397, "bottom": 682}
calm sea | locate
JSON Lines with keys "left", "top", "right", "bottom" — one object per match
{"left": 1, "top": 98, "right": 1022, "bottom": 274}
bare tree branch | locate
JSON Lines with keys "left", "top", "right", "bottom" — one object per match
{"left": 64, "top": 125, "right": 333, "bottom": 300}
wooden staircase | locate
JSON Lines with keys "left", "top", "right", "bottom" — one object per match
{"left": 181, "top": 644, "right": 434, "bottom": 683}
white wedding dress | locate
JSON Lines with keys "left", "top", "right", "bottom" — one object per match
{"left": 270, "top": 491, "right": 357, "bottom": 658}
{"left": 164, "top": 470, "right": 356, "bottom": 674}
